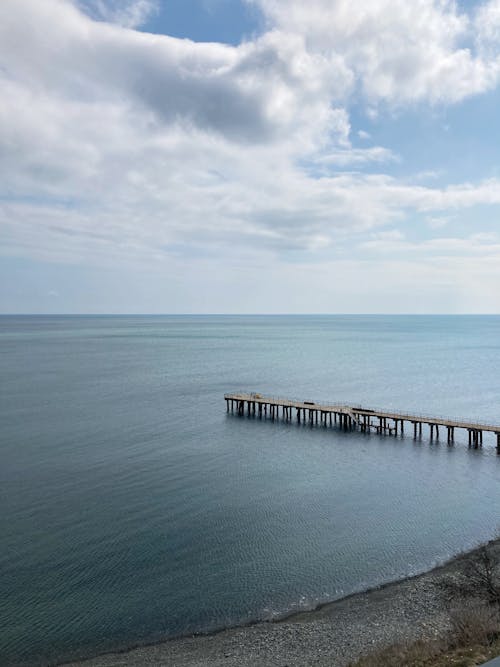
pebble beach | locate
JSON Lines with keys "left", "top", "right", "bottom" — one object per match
{"left": 63, "top": 539, "right": 500, "bottom": 667}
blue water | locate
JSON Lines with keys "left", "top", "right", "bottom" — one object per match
{"left": 1, "top": 315, "right": 500, "bottom": 666}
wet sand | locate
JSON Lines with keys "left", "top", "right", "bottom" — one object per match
{"left": 63, "top": 539, "right": 500, "bottom": 667}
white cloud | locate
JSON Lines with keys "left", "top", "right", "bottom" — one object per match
{"left": 314, "top": 146, "right": 399, "bottom": 167}
{"left": 360, "top": 231, "right": 500, "bottom": 257}
{"left": 77, "top": 0, "right": 159, "bottom": 28}
{"left": 0, "top": 1, "right": 353, "bottom": 149}
{"left": 250, "top": 0, "right": 500, "bottom": 105}
{"left": 2, "top": 0, "right": 500, "bottom": 302}
{"left": 475, "top": 0, "right": 500, "bottom": 57}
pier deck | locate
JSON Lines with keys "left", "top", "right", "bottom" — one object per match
{"left": 224, "top": 393, "right": 500, "bottom": 452}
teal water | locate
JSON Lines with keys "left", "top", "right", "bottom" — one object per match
{"left": 1, "top": 315, "right": 500, "bottom": 666}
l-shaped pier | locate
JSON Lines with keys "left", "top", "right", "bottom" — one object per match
{"left": 224, "top": 393, "right": 500, "bottom": 453}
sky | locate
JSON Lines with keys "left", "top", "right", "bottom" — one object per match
{"left": 1, "top": 0, "right": 500, "bottom": 313}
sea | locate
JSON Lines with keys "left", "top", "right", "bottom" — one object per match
{"left": 1, "top": 314, "right": 500, "bottom": 666}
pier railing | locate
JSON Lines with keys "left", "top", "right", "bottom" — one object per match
{"left": 224, "top": 392, "right": 500, "bottom": 451}
{"left": 224, "top": 392, "right": 500, "bottom": 431}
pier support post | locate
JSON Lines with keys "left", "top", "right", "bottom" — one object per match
{"left": 225, "top": 395, "right": 500, "bottom": 454}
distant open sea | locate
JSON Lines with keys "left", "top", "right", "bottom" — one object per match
{"left": 2, "top": 315, "right": 500, "bottom": 666}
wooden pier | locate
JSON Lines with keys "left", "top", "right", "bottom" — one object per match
{"left": 224, "top": 393, "right": 500, "bottom": 453}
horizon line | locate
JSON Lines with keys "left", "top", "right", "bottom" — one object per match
{"left": 1, "top": 313, "right": 500, "bottom": 317}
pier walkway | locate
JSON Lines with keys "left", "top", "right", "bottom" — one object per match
{"left": 224, "top": 393, "right": 500, "bottom": 452}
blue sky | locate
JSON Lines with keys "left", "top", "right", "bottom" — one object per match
{"left": 141, "top": 0, "right": 262, "bottom": 44}
{"left": 1, "top": 0, "right": 500, "bottom": 313}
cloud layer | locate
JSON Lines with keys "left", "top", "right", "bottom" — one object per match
{"left": 252, "top": 0, "right": 500, "bottom": 104}
{"left": 1, "top": 0, "right": 500, "bottom": 311}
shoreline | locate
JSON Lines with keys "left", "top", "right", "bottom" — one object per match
{"left": 63, "top": 536, "right": 500, "bottom": 667}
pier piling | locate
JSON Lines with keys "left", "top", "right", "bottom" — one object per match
{"left": 224, "top": 393, "right": 500, "bottom": 454}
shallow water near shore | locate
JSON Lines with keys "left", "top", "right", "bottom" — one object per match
{"left": 1, "top": 315, "right": 500, "bottom": 666}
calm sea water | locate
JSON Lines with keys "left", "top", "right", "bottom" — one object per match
{"left": 2, "top": 315, "right": 500, "bottom": 666}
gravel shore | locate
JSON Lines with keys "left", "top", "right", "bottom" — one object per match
{"left": 64, "top": 539, "right": 500, "bottom": 667}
